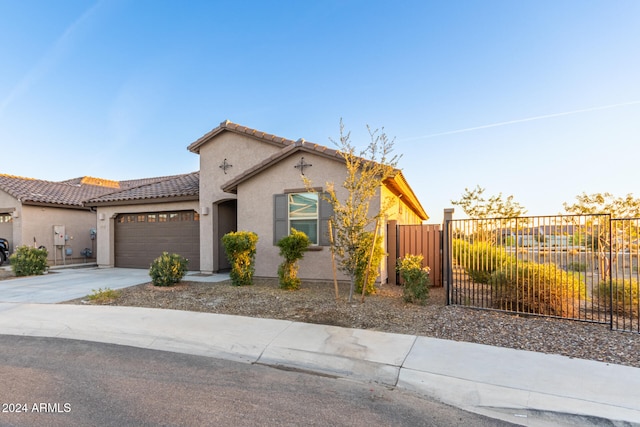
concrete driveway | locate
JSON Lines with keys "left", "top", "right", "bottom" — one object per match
{"left": 0, "top": 267, "right": 151, "bottom": 303}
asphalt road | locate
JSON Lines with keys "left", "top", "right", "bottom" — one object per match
{"left": 0, "top": 335, "right": 515, "bottom": 427}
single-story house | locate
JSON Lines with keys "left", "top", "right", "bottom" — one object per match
{"left": 87, "top": 120, "right": 428, "bottom": 283}
{"left": 0, "top": 174, "right": 161, "bottom": 264}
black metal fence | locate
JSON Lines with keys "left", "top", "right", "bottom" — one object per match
{"left": 445, "top": 214, "right": 640, "bottom": 333}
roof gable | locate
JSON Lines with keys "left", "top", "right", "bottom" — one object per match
{"left": 187, "top": 120, "right": 297, "bottom": 154}
{"left": 220, "top": 138, "right": 429, "bottom": 221}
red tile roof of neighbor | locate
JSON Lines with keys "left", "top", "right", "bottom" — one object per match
{"left": 0, "top": 172, "right": 199, "bottom": 208}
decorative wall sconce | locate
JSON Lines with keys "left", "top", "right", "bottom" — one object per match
{"left": 219, "top": 158, "right": 232, "bottom": 174}
{"left": 294, "top": 157, "right": 312, "bottom": 175}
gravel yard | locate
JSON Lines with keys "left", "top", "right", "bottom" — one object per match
{"left": 60, "top": 276, "right": 640, "bottom": 369}
{"left": 2, "top": 267, "right": 638, "bottom": 368}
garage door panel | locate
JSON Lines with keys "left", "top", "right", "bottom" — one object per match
{"left": 115, "top": 211, "right": 199, "bottom": 270}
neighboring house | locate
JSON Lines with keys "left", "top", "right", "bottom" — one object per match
{"left": 0, "top": 173, "right": 196, "bottom": 266}
{"left": 0, "top": 174, "right": 119, "bottom": 264}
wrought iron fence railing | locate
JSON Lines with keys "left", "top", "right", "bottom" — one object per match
{"left": 445, "top": 214, "right": 639, "bottom": 333}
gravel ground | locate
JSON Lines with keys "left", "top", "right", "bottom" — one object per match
{"left": 59, "top": 276, "right": 640, "bottom": 369}
{"left": 2, "top": 268, "right": 638, "bottom": 368}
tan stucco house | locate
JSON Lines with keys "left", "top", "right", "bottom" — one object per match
{"left": 0, "top": 174, "right": 159, "bottom": 265}
{"left": 2, "top": 121, "right": 428, "bottom": 283}
{"left": 87, "top": 121, "right": 427, "bottom": 283}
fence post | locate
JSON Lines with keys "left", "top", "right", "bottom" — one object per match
{"left": 443, "top": 208, "right": 454, "bottom": 305}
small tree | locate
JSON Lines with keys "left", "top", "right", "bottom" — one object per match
{"left": 451, "top": 185, "right": 527, "bottom": 219}
{"left": 564, "top": 192, "right": 640, "bottom": 280}
{"left": 451, "top": 185, "right": 527, "bottom": 243}
{"left": 222, "top": 231, "right": 258, "bottom": 286}
{"left": 312, "top": 120, "right": 399, "bottom": 303}
{"left": 354, "top": 231, "right": 384, "bottom": 296}
{"left": 277, "top": 229, "right": 310, "bottom": 290}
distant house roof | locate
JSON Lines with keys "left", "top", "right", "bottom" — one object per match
{"left": 187, "top": 120, "right": 297, "bottom": 154}
{"left": 0, "top": 174, "right": 120, "bottom": 208}
{"left": 85, "top": 172, "right": 199, "bottom": 206}
{"left": 0, "top": 172, "right": 199, "bottom": 209}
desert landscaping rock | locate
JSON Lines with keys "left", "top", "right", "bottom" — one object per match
{"left": 64, "top": 277, "right": 640, "bottom": 369}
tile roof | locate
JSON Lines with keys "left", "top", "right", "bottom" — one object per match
{"left": 0, "top": 172, "right": 199, "bottom": 208}
{"left": 187, "top": 120, "right": 297, "bottom": 153}
{"left": 85, "top": 172, "right": 199, "bottom": 205}
{"left": 0, "top": 174, "right": 120, "bottom": 207}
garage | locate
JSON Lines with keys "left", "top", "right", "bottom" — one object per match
{"left": 114, "top": 210, "right": 200, "bottom": 270}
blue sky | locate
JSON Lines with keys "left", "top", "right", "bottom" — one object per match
{"left": 1, "top": 0, "right": 639, "bottom": 223}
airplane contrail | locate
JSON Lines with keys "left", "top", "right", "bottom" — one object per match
{"left": 403, "top": 100, "right": 640, "bottom": 141}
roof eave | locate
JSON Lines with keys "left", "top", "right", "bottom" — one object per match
{"left": 86, "top": 194, "right": 199, "bottom": 208}
{"left": 384, "top": 172, "right": 429, "bottom": 221}
{"left": 187, "top": 120, "right": 296, "bottom": 154}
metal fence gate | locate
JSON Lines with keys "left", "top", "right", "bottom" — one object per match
{"left": 445, "top": 214, "right": 640, "bottom": 333}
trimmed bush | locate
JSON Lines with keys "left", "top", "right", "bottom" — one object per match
{"left": 10, "top": 246, "right": 48, "bottom": 276}
{"left": 355, "top": 232, "right": 384, "bottom": 295}
{"left": 452, "top": 239, "right": 514, "bottom": 284}
{"left": 222, "top": 231, "right": 258, "bottom": 286}
{"left": 397, "top": 254, "right": 431, "bottom": 305}
{"left": 566, "top": 262, "right": 587, "bottom": 272}
{"left": 597, "top": 279, "right": 639, "bottom": 316}
{"left": 149, "top": 252, "right": 188, "bottom": 287}
{"left": 277, "top": 229, "right": 310, "bottom": 290}
{"left": 490, "top": 260, "right": 587, "bottom": 318}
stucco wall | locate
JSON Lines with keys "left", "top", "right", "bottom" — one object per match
{"left": 95, "top": 200, "right": 199, "bottom": 268}
{"left": 381, "top": 186, "right": 424, "bottom": 225}
{"left": 235, "top": 151, "right": 375, "bottom": 281}
{"left": 20, "top": 205, "right": 96, "bottom": 265}
{"left": 197, "top": 132, "right": 284, "bottom": 273}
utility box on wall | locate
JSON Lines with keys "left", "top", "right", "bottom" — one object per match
{"left": 53, "top": 225, "right": 66, "bottom": 246}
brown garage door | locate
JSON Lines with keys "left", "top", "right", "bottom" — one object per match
{"left": 115, "top": 211, "right": 200, "bottom": 270}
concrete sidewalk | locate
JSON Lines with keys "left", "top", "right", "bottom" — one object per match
{"left": 0, "top": 266, "right": 229, "bottom": 303}
{"left": 0, "top": 302, "right": 638, "bottom": 426}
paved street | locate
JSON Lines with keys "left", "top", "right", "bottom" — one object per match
{"left": 1, "top": 267, "right": 639, "bottom": 426}
{"left": 0, "top": 335, "right": 513, "bottom": 427}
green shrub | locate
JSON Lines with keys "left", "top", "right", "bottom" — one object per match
{"left": 149, "top": 252, "right": 188, "bottom": 287}
{"left": 597, "top": 279, "right": 639, "bottom": 316}
{"left": 10, "top": 246, "right": 48, "bottom": 276}
{"left": 490, "top": 260, "right": 587, "bottom": 318}
{"left": 566, "top": 262, "right": 587, "bottom": 272}
{"left": 87, "top": 287, "right": 121, "bottom": 304}
{"left": 452, "top": 239, "right": 514, "bottom": 284}
{"left": 355, "top": 232, "right": 384, "bottom": 295}
{"left": 222, "top": 231, "right": 258, "bottom": 286}
{"left": 397, "top": 254, "right": 431, "bottom": 305}
{"left": 277, "top": 229, "right": 310, "bottom": 290}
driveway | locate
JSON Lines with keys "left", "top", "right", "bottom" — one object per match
{"left": 0, "top": 267, "right": 151, "bottom": 303}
